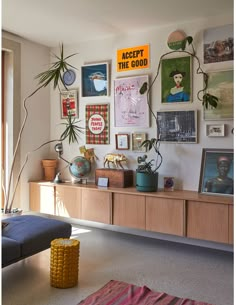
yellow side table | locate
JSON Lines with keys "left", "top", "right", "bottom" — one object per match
{"left": 50, "top": 238, "right": 80, "bottom": 288}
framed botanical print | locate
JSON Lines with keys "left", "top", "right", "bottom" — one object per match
{"left": 199, "top": 148, "right": 233, "bottom": 196}
{"left": 131, "top": 133, "right": 147, "bottom": 152}
{"left": 60, "top": 90, "right": 78, "bottom": 118}
{"left": 81, "top": 62, "right": 109, "bottom": 97}
{"left": 115, "top": 134, "right": 129, "bottom": 150}
{"left": 161, "top": 56, "right": 192, "bottom": 104}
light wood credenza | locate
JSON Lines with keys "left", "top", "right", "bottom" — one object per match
{"left": 29, "top": 181, "right": 233, "bottom": 245}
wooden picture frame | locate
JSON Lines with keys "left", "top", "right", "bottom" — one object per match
{"left": 206, "top": 124, "right": 225, "bottom": 137}
{"left": 115, "top": 134, "right": 129, "bottom": 150}
{"left": 114, "top": 75, "right": 149, "bottom": 127}
{"left": 161, "top": 56, "right": 192, "bottom": 104}
{"left": 198, "top": 148, "right": 233, "bottom": 196}
{"left": 131, "top": 133, "right": 147, "bottom": 152}
{"left": 60, "top": 90, "right": 78, "bottom": 118}
{"left": 157, "top": 110, "right": 197, "bottom": 143}
{"left": 81, "top": 62, "right": 109, "bottom": 97}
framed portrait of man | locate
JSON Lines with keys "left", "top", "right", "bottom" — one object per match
{"left": 199, "top": 148, "right": 234, "bottom": 196}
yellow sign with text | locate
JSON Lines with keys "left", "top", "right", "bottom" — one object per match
{"left": 117, "top": 45, "right": 149, "bottom": 72}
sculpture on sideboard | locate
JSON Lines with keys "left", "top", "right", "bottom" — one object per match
{"left": 104, "top": 153, "right": 127, "bottom": 169}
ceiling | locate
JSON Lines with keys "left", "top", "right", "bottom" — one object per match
{"left": 2, "top": 0, "right": 234, "bottom": 48}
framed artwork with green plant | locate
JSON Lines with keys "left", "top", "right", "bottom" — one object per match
{"left": 161, "top": 56, "right": 192, "bottom": 104}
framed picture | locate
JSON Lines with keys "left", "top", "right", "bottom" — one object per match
{"left": 157, "top": 110, "right": 197, "bottom": 143}
{"left": 161, "top": 56, "right": 192, "bottom": 104}
{"left": 114, "top": 75, "right": 149, "bottom": 127}
{"left": 206, "top": 124, "right": 225, "bottom": 137}
{"left": 203, "top": 70, "right": 233, "bottom": 120}
{"left": 203, "top": 24, "right": 234, "bottom": 64}
{"left": 60, "top": 90, "right": 78, "bottom": 118}
{"left": 132, "top": 133, "right": 147, "bottom": 152}
{"left": 81, "top": 62, "right": 109, "bottom": 97}
{"left": 86, "top": 104, "right": 109, "bottom": 144}
{"left": 115, "top": 134, "right": 129, "bottom": 150}
{"left": 199, "top": 148, "right": 233, "bottom": 196}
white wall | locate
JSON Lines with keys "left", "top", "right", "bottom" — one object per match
{"left": 50, "top": 15, "right": 234, "bottom": 191}
{"left": 2, "top": 32, "right": 51, "bottom": 211}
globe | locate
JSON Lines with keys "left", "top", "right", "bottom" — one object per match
{"left": 69, "top": 156, "right": 91, "bottom": 180}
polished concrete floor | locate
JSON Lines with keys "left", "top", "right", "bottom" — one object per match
{"left": 2, "top": 224, "right": 233, "bottom": 305}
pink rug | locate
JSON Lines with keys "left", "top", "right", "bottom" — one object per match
{"left": 78, "top": 280, "right": 214, "bottom": 305}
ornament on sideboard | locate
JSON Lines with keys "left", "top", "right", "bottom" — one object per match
{"left": 79, "top": 146, "right": 98, "bottom": 163}
{"left": 104, "top": 153, "right": 127, "bottom": 169}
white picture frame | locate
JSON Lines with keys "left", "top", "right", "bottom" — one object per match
{"left": 206, "top": 124, "right": 225, "bottom": 137}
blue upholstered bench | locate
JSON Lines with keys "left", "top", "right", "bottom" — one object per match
{"left": 2, "top": 215, "right": 72, "bottom": 267}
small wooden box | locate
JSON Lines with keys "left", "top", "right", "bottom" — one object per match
{"left": 95, "top": 169, "right": 133, "bottom": 188}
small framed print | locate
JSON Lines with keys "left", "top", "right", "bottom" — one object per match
{"left": 132, "top": 133, "right": 147, "bottom": 152}
{"left": 60, "top": 90, "right": 78, "bottom": 118}
{"left": 81, "top": 62, "right": 109, "bottom": 97}
{"left": 115, "top": 134, "right": 129, "bottom": 150}
{"left": 206, "top": 124, "right": 225, "bottom": 137}
{"left": 164, "top": 177, "right": 175, "bottom": 191}
{"left": 98, "top": 177, "right": 108, "bottom": 187}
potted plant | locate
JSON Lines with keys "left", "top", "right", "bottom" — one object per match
{"left": 136, "top": 36, "right": 219, "bottom": 192}
{"left": 2, "top": 44, "right": 83, "bottom": 215}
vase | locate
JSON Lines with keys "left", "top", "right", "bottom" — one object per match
{"left": 136, "top": 171, "right": 158, "bottom": 192}
{"left": 41, "top": 159, "right": 58, "bottom": 181}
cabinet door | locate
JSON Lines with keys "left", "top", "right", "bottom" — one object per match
{"left": 81, "top": 189, "right": 112, "bottom": 224}
{"left": 29, "top": 183, "right": 55, "bottom": 214}
{"left": 187, "top": 201, "right": 228, "bottom": 243}
{"left": 229, "top": 205, "right": 233, "bottom": 244}
{"left": 146, "top": 197, "right": 185, "bottom": 236}
{"left": 113, "top": 194, "right": 145, "bottom": 230}
{"left": 55, "top": 185, "right": 81, "bottom": 218}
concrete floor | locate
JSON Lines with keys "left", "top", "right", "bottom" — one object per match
{"left": 2, "top": 224, "right": 233, "bottom": 305}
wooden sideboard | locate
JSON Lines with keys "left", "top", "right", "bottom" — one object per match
{"left": 29, "top": 182, "right": 233, "bottom": 245}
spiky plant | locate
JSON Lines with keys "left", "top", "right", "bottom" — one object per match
{"left": 3, "top": 44, "right": 83, "bottom": 214}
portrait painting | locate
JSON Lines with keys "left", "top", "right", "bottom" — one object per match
{"left": 161, "top": 56, "right": 192, "bottom": 104}
{"left": 199, "top": 148, "right": 234, "bottom": 196}
{"left": 203, "top": 24, "right": 234, "bottom": 64}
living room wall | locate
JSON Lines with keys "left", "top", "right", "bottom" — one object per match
{"left": 49, "top": 15, "right": 234, "bottom": 191}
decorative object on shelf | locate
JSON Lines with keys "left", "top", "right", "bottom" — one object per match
{"left": 104, "top": 153, "right": 127, "bottom": 169}
{"left": 41, "top": 159, "right": 58, "bottom": 181}
{"left": 167, "top": 30, "right": 187, "bottom": 50}
{"left": 203, "top": 24, "right": 233, "bottom": 64}
{"left": 114, "top": 75, "right": 149, "bottom": 127}
{"left": 62, "top": 69, "right": 76, "bottom": 86}
{"left": 203, "top": 70, "right": 233, "bottom": 120}
{"left": 81, "top": 62, "right": 109, "bottom": 97}
{"left": 157, "top": 110, "right": 197, "bottom": 143}
{"left": 164, "top": 177, "right": 175, "bottom": 191}
{"left": 95, "top": 168, "right": 133, "bottom": 188}
{"left": 86, "top": 104, "right": 110, "bottom": 144}
{"left": 54, "top": 143, "right": 91, "bottom": 184}
{"left": 161, "top": 56, "right": 192, "bottom": 103}
{"left": 115, "top": 134, "right": 129, "bottom": 150}
{"left": 206, "top": 124, "right": 225, "bottom": 137}
{"left": 79, "top": 145, "right": 98, "bottom": 163}
{"left": 2, "top": 44, "right": 83, "bottom": 214}
{"left": 60, "top": 89, "right": 78, "bottom": 118}
{"left": 198, "top": 148, "right": 234, "bottom": 196}
{"left": 132, "top": 133, "right": 147, "bottom": 152}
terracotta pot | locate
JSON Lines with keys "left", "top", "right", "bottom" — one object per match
{"left": 41, "top": 159, "right": 58, "bottom": 181}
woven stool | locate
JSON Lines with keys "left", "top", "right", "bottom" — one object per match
{"left": 50, "top": 238, "right": 80, "bottom": 288}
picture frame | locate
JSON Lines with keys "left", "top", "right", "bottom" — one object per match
{"left": 161, "top": 56, "right": 192, "bottom": 104}
{"left": 114, "top": 75, "right": 149, "bottom": 127}
{"left": 81, "top": 62, "right": 109, "bottom": 97}
{"left": 206, "top": 124, "right": 225, "bottom": 137}
{"left": 203, "top": 70, "right": 233, "bottom": 120}
{"left": 157, "top": 110, "right": 197, "bottom": 143}
{"left": 60, "top": 90, "right": 78, "bottom": 118}
{"left": 132, "top": 133, "right": 147, "bottom": 152}
{"left": 203, "top": 24, "right": 234, "bottom": 64}
{"left": 86, "top": 104, "right": 110, "bottom": 144}
{"left": 198, "top": 148, "right": 234, "bottom": 196}
{"left": 115, "top": 134, "right": 129, "bottom": 150}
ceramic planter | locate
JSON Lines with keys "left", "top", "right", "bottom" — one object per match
{"left": 136, "top": 171, "right": 158, "bottom": 192}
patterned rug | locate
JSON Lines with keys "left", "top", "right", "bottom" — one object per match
{"left": 78, "top": 280, "right": 214, "bottom": 305}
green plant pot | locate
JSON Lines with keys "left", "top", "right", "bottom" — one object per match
{"left": 136, "top": 171, "right": 158, "bottom": 192}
